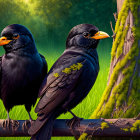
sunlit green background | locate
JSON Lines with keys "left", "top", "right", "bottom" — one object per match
{"left": 0, "top": 0, "right": 116, "bottom": 139}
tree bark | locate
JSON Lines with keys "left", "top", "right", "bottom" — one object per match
{"left": 90, "top": 0, "right": 140, "bottom": 119}
{"left": 0, "top": 119, "right": 140, "bottom": 137}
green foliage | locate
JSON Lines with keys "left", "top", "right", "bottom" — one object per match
{"left": 0, "top": 0, "right": 116, "bottom": 50}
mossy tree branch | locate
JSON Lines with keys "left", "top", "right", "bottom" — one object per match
{"left": 0, "top": 119, "right": 140, "bottom": 137}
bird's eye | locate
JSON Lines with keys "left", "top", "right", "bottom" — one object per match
{"left": 83, "top": 32, "right": 89, "bottom": 37}
{"left": 13, "top": 34, "right": 19, "bottom": 39}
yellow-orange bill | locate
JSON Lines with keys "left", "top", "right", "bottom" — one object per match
{"left": 0, "top": 36, "right": 12, "bottom": 46}
{"left": 91, "top": 31, "right": 110, "bottom": 40}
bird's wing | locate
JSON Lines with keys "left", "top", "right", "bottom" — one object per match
{"left": 38, "top": 53, "right": 48, "bottom": 96}
{"left": 35, "top": 55, "right": 86, "bottom": 117}
{"left": 39, "top": 53, "right": 48, "bottom": 74}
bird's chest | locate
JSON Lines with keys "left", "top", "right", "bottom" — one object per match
{"left": 3, "top": 55, "right": 30, "bottom": 77}
{"left": 1, "top": 54, "right": 41, "bottom": 90}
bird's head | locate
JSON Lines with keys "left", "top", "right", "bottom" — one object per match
{"left": 0, "top": 24, "right": 35, "bottom": 53}
{"left": 66, "top": 24, "right": 110, "bottom": 49}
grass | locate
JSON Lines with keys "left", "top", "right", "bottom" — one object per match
{"left": 0, "top": 40, "right": 111, "bottom": 140}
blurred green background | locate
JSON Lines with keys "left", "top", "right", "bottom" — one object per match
{"left": 0, "top": 0, "right": 116, "bottom": 139}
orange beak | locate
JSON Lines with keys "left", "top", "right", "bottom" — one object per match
{"left": 0, "top": 36, "right": 12, "bottom": 46}
{"left": 90, "top": 31, "right": 110, "bottom": 40}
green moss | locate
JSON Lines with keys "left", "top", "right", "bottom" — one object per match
{"left": 78, "top": 133, "right": 88, "bottom": 140}
{"left": 133, "top": 120, "right": 140, "bottom": 128}
{"left": 126, "top": 46, "right": 140, "bottom": 116}
{"left": 101, "top": 94, "right": 116, "bottom": 118}
{"left": 122, "top": 128, "right": 129, "bottom": 132}
{"left": 62, "top": 67, "right": 71, "bottom": 74}
{"left": 53, "top": 73, "right": 59, "bottom": 77}
{"left": 102, "top": 67, "right": 134, "bottom": 117}
{"left": 92, "top": 44, "right": 137, "bottom": 118}
{"left": 111, "top": 0, "right": 130, "bottom": 60}
{"left": 62, "top": 62, "right": 83, "bottom": 74}
{"left": 138, "top": 59, "right": 140, "bottom": 64}
{"left": 120, "top": 120, "right": 140, "bottom": 134}
{"left": 115, "top": 0, "right": 129, "bottom": 33}
{"left": 130, "top": 127, "right": 137, "bottom": 133}
{"left": 122, "top": 61, "right": 136, "bottom": 75}
{"left": 120, "top": 120, "right": 140, "bottom": 133}
{"left": 111, "top": 0, "right": 140, "bottom": 60}
{"left": 113, "top": 60, "right": 136, "bottom": 109}
{"left": 116, "top": 25, "right": 129, "bottom": 59}
{"left": 123, "top": 107, "right": 134, "bottom": 118}
{"left": 101, "top": 122, "right": 109, "bottom": 130}
{"left": 130, "top": 120, "right": 140, "bottom": 133}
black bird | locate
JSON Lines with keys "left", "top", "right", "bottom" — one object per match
{"left": 0, "top": 24, "right": 47, "bottom": 125}
{"left": 28, "top": 24, "right": 109, "bottom": 140}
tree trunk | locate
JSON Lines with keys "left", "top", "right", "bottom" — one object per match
{"left": 78, "top": 0, "right": 140, "bottom": 139}
{"left": 90, "top": 0, "right": 140, "bottom": 119}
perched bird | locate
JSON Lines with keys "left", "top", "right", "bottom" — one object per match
{"left": 0, "top": 24, "right": 47, "bottom": 126}
{"left": 28, "top": 24, "right": 109, "bottom": 140}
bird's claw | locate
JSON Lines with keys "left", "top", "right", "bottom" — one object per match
{"left": 22, "top": 120, "right": 32, "bottom": 132}
{"left": 2, "top": 119, "right": 19, "bottom": 130}
{"left": 66, "top": 117, "right": 83, "bottom": 128}
{"left": 2, "top": 119, "right": 10, "bottom": 129}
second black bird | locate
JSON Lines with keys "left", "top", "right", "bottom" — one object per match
{"left": 29, "top": 24, "right": 109, "bottom": 140}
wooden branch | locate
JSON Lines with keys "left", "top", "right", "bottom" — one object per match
{"left": 110, "top": 21, "right": 115, "bottom": 34}
{"left": 0, "top": 119, "right": 140, "bottom": 137}
{"left": 113, "top": 12, "right": 117, "bottom": 22}
{"left": 110, "top": 21, "right": 116, "bottom": 40}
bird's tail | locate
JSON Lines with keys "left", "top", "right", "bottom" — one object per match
{"left": 29, "top": 112, "right": 55, "bottom": 140}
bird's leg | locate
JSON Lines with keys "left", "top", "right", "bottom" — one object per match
{"left": 66, "top": 110, "right": 83, "bottom": 140}
{"left": 2, "top": 111, "right": 11, "bottom": 129}
{"left": 2, "top": 111, "right": 19, "bottom": 130}
{"left": 66, "top": 110, "right": 83, "bottom": 128}
{"left": 28, "top": 111, "right": 33, "bottom": 122}
{"left": 22, "top": 111, "right": 33, "bottom": 130}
